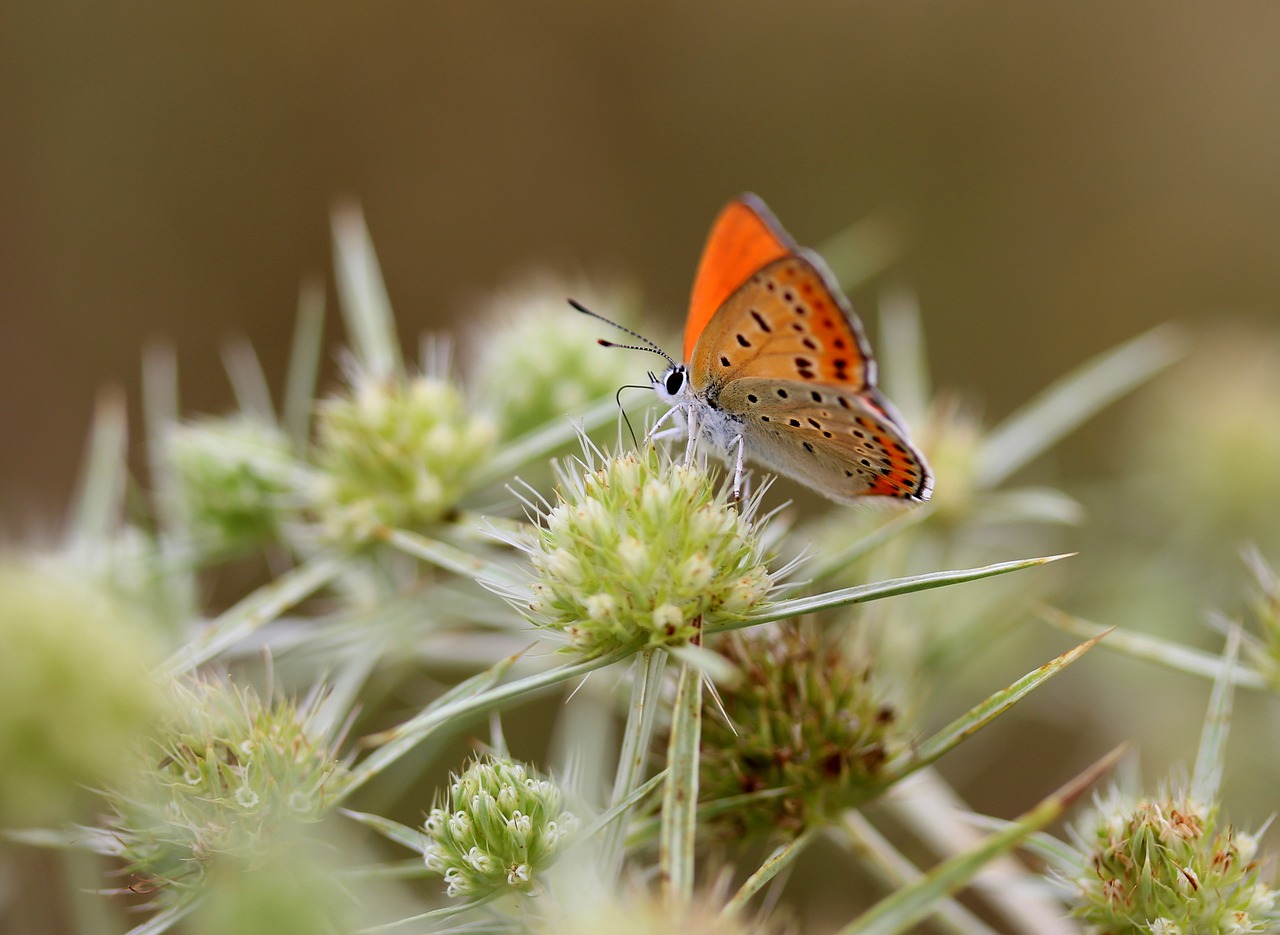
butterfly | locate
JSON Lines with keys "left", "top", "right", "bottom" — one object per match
{"left": 573, "top": 193, "right": 932, "bottom": 505}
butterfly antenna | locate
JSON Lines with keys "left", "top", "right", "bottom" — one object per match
{"left": 567, "top": 299, "right": 676, "bottom": 367}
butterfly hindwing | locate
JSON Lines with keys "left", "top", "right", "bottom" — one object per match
{"left": 718, "top": 378, "right": 932, "bottom": 502}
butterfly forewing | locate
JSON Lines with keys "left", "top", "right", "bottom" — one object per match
{"left": 684, "top": 195, "right": 796, "bottom": 361}
{"left": 689, "top": 254, "right": 876, "bottom": 392}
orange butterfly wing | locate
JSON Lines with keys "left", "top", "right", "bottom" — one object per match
{"left": 684, "top": 194, "right": 795, "bottom": 361}
{"left": 682, "top": 201, "right": 931, "bottom": 503}
{"left": 686, "top": 259, "right": 930, "bottom": 502}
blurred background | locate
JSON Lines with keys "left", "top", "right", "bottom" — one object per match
{"left": 4, "top": 2, "right": 1279, "bottom": 523}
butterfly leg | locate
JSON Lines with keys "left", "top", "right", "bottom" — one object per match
{"left": 683, "top": 406, "right": 699, "bottom": 465}
{"left": 730, "top": 433, "right": 746, "bottom": 503}
{"left": 644, "top": 404, "right": 683, "bottom": 445}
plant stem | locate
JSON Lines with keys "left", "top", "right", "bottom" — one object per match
{"left": 721, "top": 828, "right": 818, "bottom": 919}
{"left": 659, "top": 658, "right": 702, "bottom": 906}
{"left": 604, "top": 650, "right": 667, "bottom": 883}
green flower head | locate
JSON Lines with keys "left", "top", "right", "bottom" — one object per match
{"left": 508, "top": 446, "right": 776, "bottom": 657}
{"left": 470, "top": 277, "right": 642, "bottom": 438}
{"left": 310, "top": 373, "right": 496, "bottom": 542}
{"left": 106, "top": 679, "right": 344, "bottom": 898}
{"left": 698, "top": 622, "right": 903, "bottom": 839}
{"left": 1068, "top": 785, "right": 1278, "bottom": 934}
{"left": 423, "top": 755, "right": 577, "bottom": 899}
{"left": 164, "top": 415, "right": 296, "bottom": 555}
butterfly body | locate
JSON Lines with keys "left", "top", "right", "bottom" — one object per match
{"left": 582, "top": 194, "right": 932, "bottom": 505}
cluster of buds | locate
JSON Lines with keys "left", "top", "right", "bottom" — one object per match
{"left": 164, "top": 415, "right": 296, "bottom": 555}
{"left": 698, "top": 622, "right": 902, "bottom": 838}
{"left": 471, "top": 280, "right": 640, "bottom": 438}
{"left": 422, "top": 755, "right": 577, "bottom": 899}
{"left": 310, "top": 374, "right": 496, "bottom": 541}
{"left": 106, "top": 680, "right": 343, "bottom": 896}
{"left": 517, "top": 448, "right": 775, "bottom": 657}
{"left": 0, "top": 561, "right": 162, "bottom": 826}
{"left": 1069, "top": 786, "right": 1277, "bottom": 933}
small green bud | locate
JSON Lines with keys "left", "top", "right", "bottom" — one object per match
{"left": 512, "top": 447, "right": 776, "bottom": 657}
{"left": 105, "top": 679, "right": 344, "bottom": 898}
{"left": 422, "top": 755, "right": 577, "bottom": 899}
{"left": 310, "top": 374, "right": 496, "bottom": 541}
{"left": 0, "top": 561, "right": 163, "bottom": 827}
{"left": 697, "top": 622, "right": 903, "bottom": 839}
{"left": 164, "top": 416, "right": 297, "bottom": 555}
{"left": 1068, "top": 786, "right": 1279, "bottom": 933}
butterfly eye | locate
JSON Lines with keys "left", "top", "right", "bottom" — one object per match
{"left": 665, "top": 369, "right": 685, "bottom": 395}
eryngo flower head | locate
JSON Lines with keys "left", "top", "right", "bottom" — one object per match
{"left": 422, "top": 755, "right": 577, "bottom": 899}
{"left": 163, "top": 415, "right": 296, "bottom": 555}
{"left": 0, "top": 561, "right": 163, "bottom": 827}
{"left": 510, "top": 446, "right": 776, "bottom": 657}
{"left": 698, "top": 622, "right": 902, "bottom": 839}
{"left": 470, "top": 277, "right": 643, "bottom": 438}
{"left": 310, "top": 372, "right": 496, "bottom": 542}
{"left": 105, "top": 679, "right": 344, "bottom": 898}
{"left": 1067, "top": 784, "right": 1278, "bottom": 934}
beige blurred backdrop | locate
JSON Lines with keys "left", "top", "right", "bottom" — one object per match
{"left": 3, "top": 3, "right": 1279, "bottom": 523}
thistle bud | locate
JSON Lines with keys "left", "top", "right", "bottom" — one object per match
{"left": 310, "top": 374, "right": 496, "bottom": 541}
{"left": 512, "top": 448, "right": 775, "bottom": 657}
{"left": 422, "top": 755, "right": 577, "bottom": 899}
{"left": 1068, "top": 786, "right": 1278, "bottom": 933}
{"left": 697, "top": 622, "right": 903, "bottom": 839}
{"left": 104, "top": 680, "right": 344, "bottom": 899}
{"left": 163, "top": 415, "right": 296, "bottom": 555}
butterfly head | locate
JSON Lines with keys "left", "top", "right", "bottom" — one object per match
{"left": 652, "top": 364, "right": 690, "bottom": 406}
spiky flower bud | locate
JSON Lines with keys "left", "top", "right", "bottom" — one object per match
{"left": 422, "top": 755, "right": 577, "bottom": 899}
{"left": 164, "top": 416, "right": 296, "bottom": 555}
{"left": 512, "top": 448, "right": 775, "bottom": 657}
{"left": 697, "top": 622, "right": 902, "bottom": 839}
{"left": 310, "top": 375, "right": 496, "bottom": 541}
{"left": 105, "top": 680, "right": 344, "bottom": 898}
{"left": 471, "top": 279, "right": 642, "bottom": 438}
{"left": 0, "top": 562, "right": 162, "bottom": 826}
{"left": 1069, "top": 786, "right": 1279, "bottom": 933}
